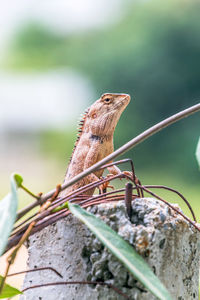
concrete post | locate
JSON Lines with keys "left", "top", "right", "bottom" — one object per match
{"left": 20, "top": 198, "right": 199, "bottom": 300}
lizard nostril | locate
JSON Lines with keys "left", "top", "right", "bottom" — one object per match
{"left": 124, "top": 94, "right": 131, "bottom": 101}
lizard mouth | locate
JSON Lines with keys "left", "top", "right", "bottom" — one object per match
{"left": 115, "top": 94, "right": 130, "bottom": 110}
{"left": 123, "top": 94, "right": 131, "bottom": 104}
{"left": 123, "top": 94, "right": 131, "bottom": 101}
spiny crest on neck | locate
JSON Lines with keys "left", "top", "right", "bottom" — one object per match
{"left": 77, "top": 106, "right": 90, "bottom": 136}
{"left": 68, "top": 106, "right": 90, "bottom": 164}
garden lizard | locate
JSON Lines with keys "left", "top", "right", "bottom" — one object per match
{"left": 62, "top": 93, "right": 131, "bottom": 196}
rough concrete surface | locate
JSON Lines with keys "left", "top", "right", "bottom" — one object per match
{"left": 20, "top": 198, "right": 199, "bottom": 300}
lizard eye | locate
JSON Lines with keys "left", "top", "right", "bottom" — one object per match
{"left": 104, "top": 98, "right": 111, "bottom": 103}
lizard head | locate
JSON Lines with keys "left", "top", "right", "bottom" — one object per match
{"left": 84, "top": 93, "right": 130, "bottom": 137}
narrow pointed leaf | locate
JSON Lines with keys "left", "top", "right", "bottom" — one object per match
{"left": 68, "top": 203, "right": 172, "bottom": 300}
{"left": 0, "top": 173, "right": 21, "bottom": 256}
{"left": 0, "top": 276, "right": 22, "bottom": 298}
{"left": 196, "top": 137, "right": 200, "bottom": 169}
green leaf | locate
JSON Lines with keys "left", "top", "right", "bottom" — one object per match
{"left": 0, "top": 173, "right": 20, "bottom": 256}
{"left": 0, "top": 276, "right": 22, "bottom": 298}
{"left": 196, "top": 137, "right": 200, "bottom": 169}
{"left": 13, "top": 174, "right": 23, "bottom": 188}
{"left": 68, "top": 203, "right": 172, "bottom": 300}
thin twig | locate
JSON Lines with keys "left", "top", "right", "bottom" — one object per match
{"left": 20, "top": 184, "right": 40, "bottom": 200}
{"left": 21, "top": 281, "right": 130, "bottom": 299}
{"left": 7, "top": 267, "right": 63, "bottom": 278}
{"left": 144, "top": 185, "right": 197, "bottom": 222}
{"left": 138, "top": 185, "right": 200, "bottom": 232}
{"left": 9, "top": 176, "right": 198, "bottom": 250}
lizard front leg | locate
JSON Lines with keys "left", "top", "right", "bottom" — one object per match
{"left": 107, "top": 164, "right": 121, "bottom": 176}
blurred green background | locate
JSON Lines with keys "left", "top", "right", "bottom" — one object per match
{"left": 0, "top": 0, "right": 199, "bottom": 220}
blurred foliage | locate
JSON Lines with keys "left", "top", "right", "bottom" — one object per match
{"left": 5, "top": 0, "right": 200, "bottom": 181}
{"left": 39, "top": 129, "right": 76, "bottom": 161}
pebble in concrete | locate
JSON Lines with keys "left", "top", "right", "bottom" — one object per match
{"left": 20, "top": 198, "right": 199, "bottom": 300}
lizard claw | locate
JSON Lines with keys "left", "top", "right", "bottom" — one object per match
{"left": 98, "top": 176, "right": 115, "bottom": 194}
{"left": 116, "top": 171, "right": 134, "bottom": 181}
{"left": 122, "top": 171, "right": 141, "bottom": 188}
{"left": 122, "top": 171, "right": 134, "bottom": 181}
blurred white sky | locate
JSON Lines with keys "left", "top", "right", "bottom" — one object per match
{"left": 0, "top": 70, "right": 94, "bottom": 131}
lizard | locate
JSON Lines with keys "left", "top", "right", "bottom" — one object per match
{"left": 61, "top": 93, "right": 131, "bottom": 197}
